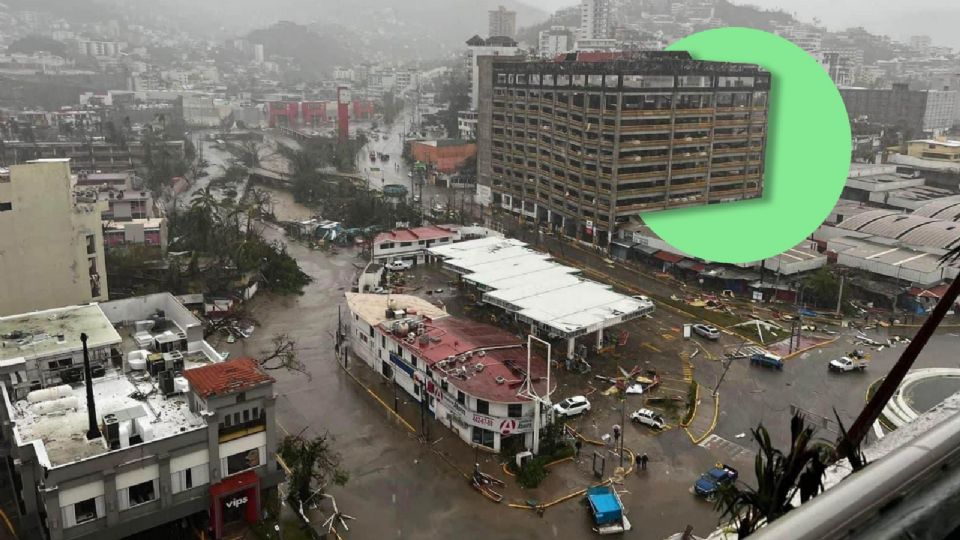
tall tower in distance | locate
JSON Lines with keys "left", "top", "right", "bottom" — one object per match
{"left": 488, "top": 5, "right": 517, "bottom": 38}
{"left": 579, "top": 0, "right": 613, "bottom": 40}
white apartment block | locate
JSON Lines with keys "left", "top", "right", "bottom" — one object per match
{"left": 0, "top": 161, "right": 108, "bottom": 317}
{"left": 579, "top": 0, "right": 614, "bottom": 40}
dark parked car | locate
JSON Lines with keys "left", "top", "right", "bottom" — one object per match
{"left": 694, "top": 464, "right": 738, "bottom": 499}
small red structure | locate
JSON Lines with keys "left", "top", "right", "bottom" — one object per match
{"left": 208, "top": 470, "right": 261, "bottom": 538}
{"left": 409, "top": 140, "right": 477, "bottom": 173}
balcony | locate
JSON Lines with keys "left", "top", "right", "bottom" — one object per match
{"left": 714, "top": 133, "right": 751, "bottom": 140}
{"left": 667, "top": 180, "right": 707, "bottom": 192}
{"left": 617, "top": 170, "right": 668, "bottom": 181}
{"left": 670, "top": 166, "right": 709, "bottom": 177}
{"left": 219, "top": 419, "right": 266, "bottom": 443}
{"left": 619, "top": 123, "right": 673, "bottom": 134}
{"left": 673, "top": 122, "right": 714, "bottom": 131}
{"left": 674, "top": 107, "right": 715, "bottom": 115}
{"left": 714, "top": 118, "right": 752, "bottom": 127}
{"left": 619, "top": 154, "right": 670, "bottom": 166}
{"left": 712, "top": 160, "right": 749, "bottom": 169}
{"left": 620, "top": 108, "right": 673, "bottom": 118}
{"left": 617, "top": 184, "right": 669, "bottom": 197}
{"left": 620, "top": 138, "right": 671, "bottom": 148}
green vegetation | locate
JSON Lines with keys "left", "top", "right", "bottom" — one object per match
{"left": 7, "top": 34, "right": 69, "bottom": 57}
{"left": 508, "top": 422, "right": 574, "bottom": 489}
{"left": 435, "top": 71, "right": 470, "bottom": 137}
{"left": 274, "top": 137, "right": 424, "bottom": 230}
{"left": 106, "top": 186, "right": 310, "bottom": 299}
{"left": 382, "top": 91, "right": 403, "bottom": 126}
{"left": 279, "top": 431, "right": 349, "bottom": 509}
{"left": 714, "top": 414, "right": 829, "bottom": 537}
{"left": 803, "top": 268, "right": 845, "bottom": 309}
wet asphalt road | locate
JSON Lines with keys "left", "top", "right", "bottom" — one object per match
{"left": 218, "top": 195, "right": 960, "bottom": 539}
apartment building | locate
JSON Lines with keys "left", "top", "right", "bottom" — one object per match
{"left": 840, "top": 83, "right": 960, "bottom": 136}
{"left": 477, "top": 51, "right": 770, "bottom": 244}
{"left": 579, "top": 0, "right": 614, "bottom": 40}
{"left": 0, "top": 295, "right": 279, "bottom": 540}
{"left": 538, "top": 26, "right": 573, "bottom": 58}
{"left": 1, "top": 141, "right": 186, "bottom": 173}
{"left": 0, "top": 160, "right": 108, "bottom": 316}
{"left": 371, "top": 225, "right": 460, "bottom": 265}
{"left": 488, "top": 5, "right": 517, "bottom": 39}
{"left": 464, "top": 35, "right": 524, "bottom": 111}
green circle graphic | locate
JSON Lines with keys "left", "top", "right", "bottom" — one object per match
{"left": 645, "top": 27, "right": 851, "bottom": 263}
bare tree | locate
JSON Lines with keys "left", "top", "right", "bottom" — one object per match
{"left": 258, "top": 333, "right": 308, "bottom": 376}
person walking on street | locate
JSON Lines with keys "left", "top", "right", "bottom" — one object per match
{"left": 575, "top": 438, "right": 583, "bottom": 459}
{"left": 640, "top": 453, "right": 648, "bottom": 471}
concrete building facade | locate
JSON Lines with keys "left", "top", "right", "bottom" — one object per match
{"left": 0, "top": 161, "right": 108, "bottom": 316}
{"left": 464, "top": 35, "right": 524, "bottom": 111}
{"left": 538, "top": 26, "right": 573, "bottom": 58}
{"left": 477, "top": 52, "right": 770, "bottom": 244}
{"left": 839, "top": 84, "right": 959, "bottom": 136}
{"left": 346, "top": 293, "right": 551, "bottom": 453}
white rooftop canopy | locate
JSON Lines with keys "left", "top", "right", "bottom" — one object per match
{"left": 429, "top": 238, "right": 653, "bottom": 338}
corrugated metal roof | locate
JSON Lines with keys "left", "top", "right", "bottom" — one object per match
{"left": 913, "top": 196, "right": 960, "bottom": 220}
{"left": 183, "top": 357, "right": 274, "bottom": 398}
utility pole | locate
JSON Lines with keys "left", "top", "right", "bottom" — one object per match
{"left": 835, "top": 274, "right": 844, "bottom": 317}
{"left": 619, "top": 392, "right": 626, "bottom": 467}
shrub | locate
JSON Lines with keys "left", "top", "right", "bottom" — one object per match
{"left": 682, "top": 380, "right": 699, "bottom": 426}
{"left": 517, "top": 456, "right": 549, "bottom": 488}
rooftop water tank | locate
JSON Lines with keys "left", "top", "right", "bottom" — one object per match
{"left": 27, "top": 384, "right": 72, "bottom": 403}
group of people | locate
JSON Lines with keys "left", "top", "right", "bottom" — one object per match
{"left": 573, "top": 430, "right": 649, "bottom": 472}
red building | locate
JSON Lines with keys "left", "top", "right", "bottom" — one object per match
{"left": 410, "top": 140, "right": 477, "bottom": 173}
{"left": 300, "top": 101, "right": 327, "bottom": 128}
{"left": 267, "top": 102, "right": 299, "bottom": 128}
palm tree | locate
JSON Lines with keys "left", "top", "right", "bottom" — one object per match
{"left": 715, "top": 414, "right": 826, "bottom": 537}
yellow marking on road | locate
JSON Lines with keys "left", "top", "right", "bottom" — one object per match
{"left": 661, "top": 333, "right": 676, "bottom": 341}
{"left": 642, "top": 342, "right": 662, "bottom": 353}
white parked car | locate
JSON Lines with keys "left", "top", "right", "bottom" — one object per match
{"left": 630, "top": 408, "right": 666, "bottom": 430}
{"left": 692, "top": 323, "right": 720, "bottom": 340}
{"left": 553, "top": 396, "right": 591, "bottom": 417}
{"left": 386, "top": 260, "right": 413, "bottom": 271}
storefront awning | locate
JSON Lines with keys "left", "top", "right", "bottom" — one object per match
{"left": 653, "top": 251, "right": 685, "bottom": 264}
{"left": 676, "top": 259, "right": 706, "bottom": 272}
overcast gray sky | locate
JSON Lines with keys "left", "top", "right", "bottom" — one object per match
{"left": 520, "top": 0, "right": 960, "bottom": 49}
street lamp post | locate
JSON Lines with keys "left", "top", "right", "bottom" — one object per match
{"left": 522, "top": 335, "right": 553, "bottom": 455}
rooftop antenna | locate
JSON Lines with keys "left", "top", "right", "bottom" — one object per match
{"left": 81, "top": 333, "right": 101, "bottom": 440}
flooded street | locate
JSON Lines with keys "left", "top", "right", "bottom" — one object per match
{"left": 218, "top": 194, "right": 582, "bottom": 539}
{"left": 214, "top": 188, "right": 960, "bottom": 540}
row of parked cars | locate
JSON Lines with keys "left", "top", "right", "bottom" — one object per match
{"left": 552, "top": 397, "right": 667, "bottom": 430}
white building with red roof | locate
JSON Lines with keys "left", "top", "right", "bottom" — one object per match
{"left": 371, "top": 225, "right": 461, "bottom": 265}
{"left": 345, "top": 292, "right": 554, "bottom": 452}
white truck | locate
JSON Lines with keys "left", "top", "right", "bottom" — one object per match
{"left": 828, "top": 356, "right": 868, "bottom": 373}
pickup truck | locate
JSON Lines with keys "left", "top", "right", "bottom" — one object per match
{"left": 386, "top": 260, "right": 413, "bottom": 271}
{"left": 694, "top": 464, "right": 738, "bottom": 500}
{"left": 829, "top": 356, "right": 868, "bottom": 372}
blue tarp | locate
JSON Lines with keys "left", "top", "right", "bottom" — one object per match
{"left": 586, "top": 486, "right": 622, "bottom": 526}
